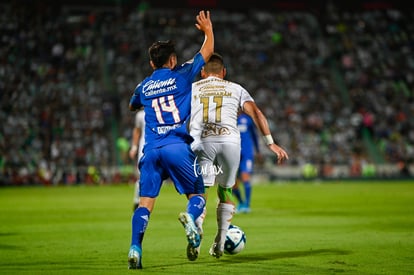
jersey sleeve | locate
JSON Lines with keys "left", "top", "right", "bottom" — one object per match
{"left": 129, "top": 83, "right": 143, "bottom": 109}
{"left": 176, "top": 52, "right": 205, "bottom": 82}
{"left": 239, "top": 85, "right": 254, "bottom": 109}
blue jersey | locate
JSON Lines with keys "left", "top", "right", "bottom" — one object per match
{"left": 130, "top": 53, "right": 205, "bottom": 152}
{"left": 238, "top": 113, "right": 259, "bottom": 159}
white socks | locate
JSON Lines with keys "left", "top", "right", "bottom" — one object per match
{"left": 215, "top": 202, "right": 235, "bottom": 248}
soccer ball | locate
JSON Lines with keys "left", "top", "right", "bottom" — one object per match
{"left": 224, "top": 224, "right": 246, "bottom": 255}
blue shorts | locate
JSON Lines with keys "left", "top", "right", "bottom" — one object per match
{"left": 239, "top": 152, "right": 254, "bottom": 175}
{"left": 138, "top": 143, "right": 205, "bottom": 197}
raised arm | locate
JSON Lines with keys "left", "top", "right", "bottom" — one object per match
{"left": 195, "top": 10, "right": 214, "bottom": 62}
{"left": 242, "top": 101, "right": 289, "bottom": 164}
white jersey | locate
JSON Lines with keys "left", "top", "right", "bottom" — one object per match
{"left": 134, "top": 110, "right": 145, "bottom": 161}
{"left": 190, "top": 76, "right": 254, "bottom": 187}
{"left": 190, "top": 76, "right": 254, "bottom": 146}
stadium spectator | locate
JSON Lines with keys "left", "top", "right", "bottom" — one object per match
{"left": 1, "top": 2, "right": 413, "bottom": 184}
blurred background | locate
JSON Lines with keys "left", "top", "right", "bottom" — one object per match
{"left": 1, "top": 0, "right": 413, "bottom": 185}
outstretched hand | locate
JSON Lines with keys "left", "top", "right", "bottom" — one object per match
{"left": 195, "top": 10, "right": 213, "bottom": 33}
{"left": 268, "top": 144, "right": 289, "bottom": 164}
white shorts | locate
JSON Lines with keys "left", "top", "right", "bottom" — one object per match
{"left": 193, "top": 141, "right": 240, "bottom": 188}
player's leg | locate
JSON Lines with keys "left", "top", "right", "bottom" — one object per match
{"left": 238, "top": 157, "right": 253, "bottom": 213}
{"left": 232, "top": 176, "right": 244, "bottom": 211}
{"left": 192, "top": 144, "right": 216, "bottom": 232}
{"left": 132, "top": 152, "right": 144, "bottom": 211}
{"left": 132, "top": 155, "right": 142, "bottom": 211}
{"left": 210, "top": 143, "right": 239, "bottom": 258}
{"left": 210, "top": 185, "right": 236, "bottom": 258}
{"left": 163, "top": 143, "right": 206, "bottom": 223}
{"left": 195, "top": 186, "right": 210, "bottom": 238}
{"left": 128, "top": 196, "right": 155, "bottom": 269}
{"left": 234, "top": 152, "right": 250, "bottom": 212}
{"left": 161, "top": 143, "right": 206, "bottom": 260}
{"left": 132, "top": 179, "right": 140, "bottom": 211}
{"left": 128, "top": 150, "right": 163, "bottom": 269}
{"left": 191, "top": 143, "right": 217, "bottom": 260}
{"left": 240, "top": 170, "right": 252, "bottom": 212}
{"left": 179, "top": 192, "right": 205, "bottom": 261}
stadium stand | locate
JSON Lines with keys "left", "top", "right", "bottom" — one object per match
{"left": 0, "top": 1, "right": 412, "bottom": 185}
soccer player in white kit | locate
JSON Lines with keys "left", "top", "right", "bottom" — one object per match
{"left": 190, "top": 53, "right": 289, "bottom": 258}
{"left": 129, "top": 109, "right": 145, "bottom": 211}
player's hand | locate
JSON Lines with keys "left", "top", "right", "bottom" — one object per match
{"left": 195, "top": 10, "right": 212, "bottom": 33}
{"left": 129, "top": 147, "right": 137, "bottom": 160}
{"left": 268, "top": 144, "right": 288, "bottom": 164}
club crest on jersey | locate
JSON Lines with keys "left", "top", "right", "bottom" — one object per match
{"left": 201, "top": 123, "right": 230, "bottom": 138}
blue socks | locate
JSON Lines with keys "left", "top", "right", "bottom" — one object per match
{"left": 244, "top": 181, "right": 251, "bottom": 207}
{"left": 131, "top": 196, "right": 205, "bottom": 249}
{"left": 187, "top": 195, "right": 206, "bottom": 221}
{"left": 131, "top": 207, "right": 150, "bottom": 248}
{"left": 233, "top": 188, "right": 243, "bottom": 204}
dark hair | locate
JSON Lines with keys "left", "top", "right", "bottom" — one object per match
{"left": 209, "top": 52, "right": 223, "bottom": 64}
{"left": 148, "top": 40, "right": 176, "bottom": 68}
{"left": 203, "top": 52, "right": 224, "bottom": 74}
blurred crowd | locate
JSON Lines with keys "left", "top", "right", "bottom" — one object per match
{"left": 1, "top": 2, "right": 413, "bottom": 185}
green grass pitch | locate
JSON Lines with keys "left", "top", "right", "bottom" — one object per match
{"left": 0, "top": 181, "right": 413, "bottom": 274}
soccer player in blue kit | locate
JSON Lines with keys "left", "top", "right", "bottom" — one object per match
{"left": 233, "top": 112, "right": 261, "bottom": 213}
{"left": 127, "top": 10, "right": 214, "bottom": 269}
